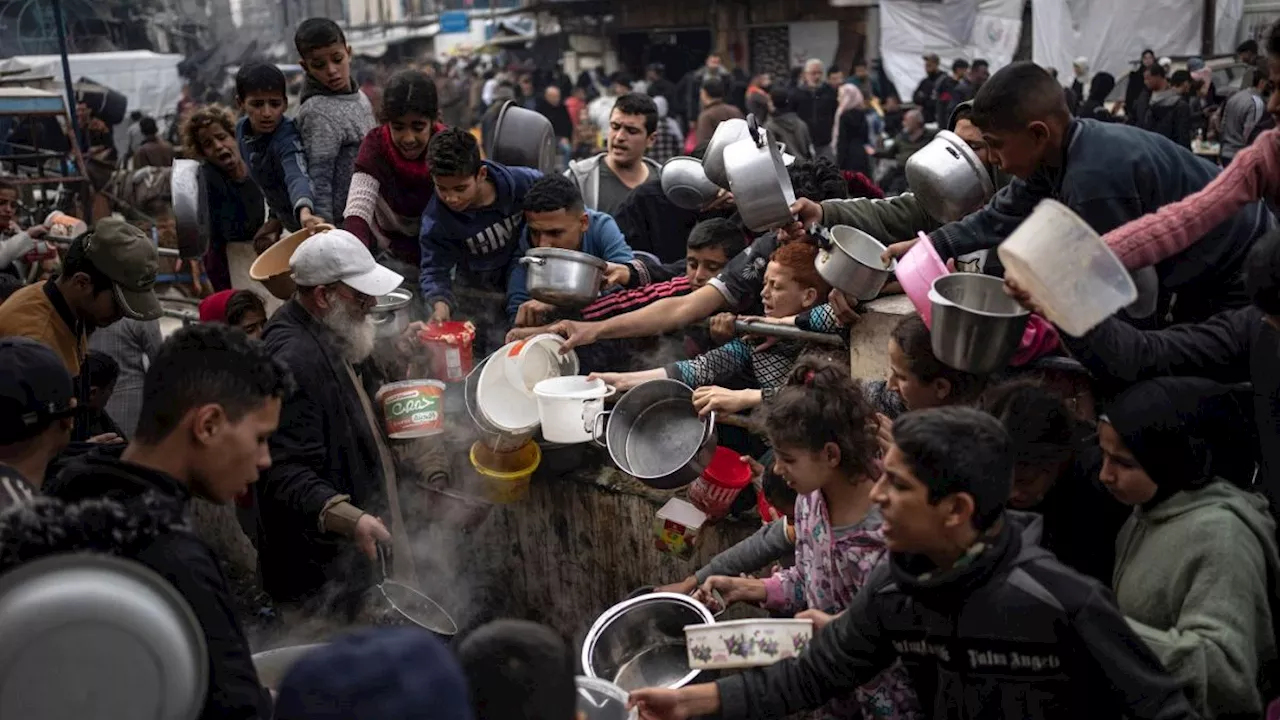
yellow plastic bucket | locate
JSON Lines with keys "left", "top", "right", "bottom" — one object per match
{"left": 469, "top": 440, "right": 541, "bottom": 504}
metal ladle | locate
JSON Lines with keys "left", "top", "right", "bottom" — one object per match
{"left": 375, "top": 544, "right": 458, "bottom": 636}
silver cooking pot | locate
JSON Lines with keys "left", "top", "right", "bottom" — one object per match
{"left": 489, "top": 101, "right": 557, "bottom": 173}
{"left": 519, "top": 247, "right": 607, "bottom": 307}
{"left": 170, "top": 158, "right": 210, "bottom": 260}
{"left": 369, "top": 287, "right": 413, "bottom": 339}
{"left": 814, "top": 225, "right": 896, "bottom": 301}
{"left": 905, "top": 130, "right": 995, "bottom": 224}
{"left": 702, "top": 117, "right": 749, "bottom": 190}
{"left": 661, "top": 156, "right": 720, "bottom": 210}
{"left": 929, "top": 273, "right": 1030, "bottom": 374}
{"left": 580, "top": 592, "right": 715, "bottom": 692}
{"left": 591, "top": 379, "right": 716, "bottom": 490}
{"left": 724, "top": 115, "right": 796, "bottom": 232}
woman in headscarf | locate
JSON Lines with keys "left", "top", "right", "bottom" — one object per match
{"left": 1079, "top": 71, "right": 1117, "bottom": 121}
{"left": 833, "top": 83, "right": 871, "bottom": 176}
{"left": 1099, "top": 376, "right": 1279, "bottom": 718}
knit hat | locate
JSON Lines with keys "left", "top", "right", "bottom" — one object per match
{"left": 274, "top": 627, "right": 473, "bottom": 720}
{"left": 0, "top": 337, "right": 75, "bottom": 443}
{"left": 197, "top": 289, "right": 235, "bottom": 323}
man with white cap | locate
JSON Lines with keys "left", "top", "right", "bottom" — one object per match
{"left": 256, "top": 228, "right": 406, "bottom": 617}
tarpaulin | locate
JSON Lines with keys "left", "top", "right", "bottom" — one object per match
{"left": 878, "top": 0, "right": 1024, "bottom": 107}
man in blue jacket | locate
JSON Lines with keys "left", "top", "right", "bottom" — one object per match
{"left": 893, "top": 61, "right": 1269, "bottom": 326}
{"left": 506, "top": 175, "right": 642, "bottom": 326}
{"left": 419, "top": 127, "right": 541, "bottom": 327}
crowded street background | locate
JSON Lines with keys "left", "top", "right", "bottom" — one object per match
{"left": 3, "top": 1, "right": 1280, "bottom": 719}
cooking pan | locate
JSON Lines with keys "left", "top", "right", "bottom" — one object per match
{"left": 170, "top": 159, "right": 210, "bottom": 260}
{"left": 591, "top": 379, "right": 717, "bottom": 490}
{"left": 489, "top": 100, "right": 557, "bottom": 173}
{"left": 723, "top": 115, "right": 796, "bottom": 232}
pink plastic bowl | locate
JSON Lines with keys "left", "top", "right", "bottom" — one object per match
{"left": 897, "top": 232, "right": 948, "bottom": 326}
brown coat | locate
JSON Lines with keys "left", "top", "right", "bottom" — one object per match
{"left": 132, "top": 139, "right": 174, "bottom": 169}
{"left": 695, "top": 101, "right": 745, "bottom": 147}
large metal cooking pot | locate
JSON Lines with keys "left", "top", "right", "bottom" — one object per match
{"left": 170, "top": 158, "right": 210, "bottom": 261}
{"left": 0, "top": 554, "right": 208, "bottom": 720}
{"left": 370, "top": 287, "right": 413, "bottom": 339}
{"left": 660, "top": 156, "right": 720, "bottom": 210}
{"left": 489, "top": 100, "right": 557, "bottom": 173}
{"left": 905, "top": 130, "right": 995, "bottom": 224}
{"left": 724, "top": 115, "right": 796, "bottom": 232}
{"left": 592, "top": 379, "right": 716, "bottom": 490}
{"left": 252, "top": 644, "right": 327, "bottom": 689}
{"left": 519, "top": 247, "right": 607, "bottom": 307}
{"left": 815, "top": 225, "right": 896, "bottom": 301}
{"left": 929, "top": 273, "right": 1030, "bottom": 374}
{"left": 581, "top": 592, "right": 715, "bottom": 692}
{"left": 702, "top": 117, "right": 749, "bottom": 190}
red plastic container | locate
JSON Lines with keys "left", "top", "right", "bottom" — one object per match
{"left": 418, "top": 321, "right": 476, "bottom": 383}
{"left": 756, "top": 487, "right": 784, "bottom": 523}
{"left": 688, "top": 447, "right": 753, "bottom": 519}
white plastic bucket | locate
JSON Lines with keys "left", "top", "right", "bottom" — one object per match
{"left": 997, "top": 199, "right": 1138, "bottom": 337}
{"left": 532, "top": 376, "right": 612, "bottom": 444}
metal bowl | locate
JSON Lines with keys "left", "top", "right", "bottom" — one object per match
{"left": 815, "top": 225, "right": 895, "bottom": 301}
{"left": 0, "top": 554, "right": 208, "bottom": 720}
{"left": 170, "top": 158, "right": 210, "bottom": 260}
{"left": 905, "top": 130, "right": 995, "bottom": 224}
{"left": 581, "top": 593, "right": 715, "bottom": 692}
{"left": 370, "top": 287, "right": 413, "bottom": 339}
{"left": 702, "top": 118, "right": 749, "bottom": 190}
{"left": 661, "top": 156, "right": 720, "bottom": 210}
{"left": 929, "top": 273, "right": 1030, "bottom": 374}
{"left": 489, "top": 101, "right": 557, "bottom": 173}
{"left": 519, "top": 247, "right": 607, "bottom": 307}
{"left": 251, "top": 643, "right": 327, "bottom": 690}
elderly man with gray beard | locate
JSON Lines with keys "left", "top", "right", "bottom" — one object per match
{"left": 256, "top": 229, "right": 406, "bottom": 619}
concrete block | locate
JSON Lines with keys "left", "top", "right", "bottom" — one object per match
{"left": 850, "top": 294, "right": 917, "bottom": 381}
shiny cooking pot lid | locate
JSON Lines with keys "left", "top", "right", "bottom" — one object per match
{"left": 527, "top": 246, "right": 608, "bottom": 270}
{"left": 0, "top": 553, "right": 209, "bottom": 720}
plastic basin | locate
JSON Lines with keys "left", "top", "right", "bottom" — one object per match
{"left": 469, "top": 440, "right": 541, "bottom": 504}
{"left": 897, "top": 232, "right": 948, "bottom": 326}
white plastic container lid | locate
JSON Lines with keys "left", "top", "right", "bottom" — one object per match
{"left": 576, "top": 676, "right": 636, "bottom": 720}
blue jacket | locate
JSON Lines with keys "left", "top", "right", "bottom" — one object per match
{"left": 236, "top": 116, "right": 314, "bottom": 232}
{"left": 419, "top": 161, "right": 542, "bottom": 308}
{"left": 506, "top": 209, "right": 635, "bottom": 320}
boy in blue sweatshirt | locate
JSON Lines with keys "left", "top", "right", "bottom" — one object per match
{"left": 235, "top": 62, "right": 322, "bottom": 234}
{"left": 420, "top": 127, "right": 541, "bottom": 323}
{"left": 506, "top": 174, "right": 641, "bottom": 326}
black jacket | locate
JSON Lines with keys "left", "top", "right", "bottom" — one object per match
{"left": 256, "top": 299, "right": 386, "bottom": 607}
{"left": 835, "top": 109, "right": 871, "bottom": 176}
{"left": 44, "top": 453, "right": 272, "bottom": 720}
{"left": 913, "top": 70, "right": 946, "bottom": 124}
{"left": 929, "top": 119, "right": 1269, "bottom": 325}
{"left": 789, "top": 83, "right": 839, "bottom": 147}
{"left": 1142, "top": 89, "right": 1192, "bottom": 148}
{"left": 715, "top": 516, "right": 1197, "bottom": 720}
{"left": 1063, "top": 307, "right": 1278, "bottom": 509}
{"left": 612, "top": 181, "right": 702, "bottom": 263}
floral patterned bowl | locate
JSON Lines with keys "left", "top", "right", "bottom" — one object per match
{"left": 683, "top": 618, "right": 813, "bottom": 670}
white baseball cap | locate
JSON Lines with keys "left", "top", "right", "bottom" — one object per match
{"left": 289, "top": 229, "right": 404, "bottom": 297}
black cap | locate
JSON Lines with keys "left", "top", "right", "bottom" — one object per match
{"left": 0, "top": 338, "right": 75, "bottom": 443}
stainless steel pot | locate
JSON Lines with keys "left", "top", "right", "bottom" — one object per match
{"left": 591, "top": 379, "right": 716, "bottom": 490}
{"left": 519, "top": 247, "right": 607, "bottom": 307}
{"left": 465, "top": 355, "right": 537, "bottom": 453}
{"left": 929, "top": 273, "right": 1030, "bottom": 374}
{"left": 0, "top": 554, "right": 208, "bottom": 720}
{"left": 489, "top": 101, "right": 557, "bottom": 173}
{"left": 905, "top": 130, "right": 995, "bottom": 223}
{"left": 660, "top": 156, "right": 720, "bottom": 210}
{"left": 724, "top": 115, "right": 796, "bottom": 232}
{"left": 170, "top": 158, "right": 210, "bottom": 260}
{"left": 702, "top": 118, "right": 749, "bottom": 190}
{"left": 580, "top": 592, "right": 715, "bottom": 692}
{"left": 815, "top": 225, "right": 896, "bottom": 301}
{"left": 370, "top": 287, "right": 413, "bottom": 339}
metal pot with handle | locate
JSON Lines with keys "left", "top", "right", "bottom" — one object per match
{"left": 702, "top": 118, "right": 749, "bottom": 190}
{"left": 519, "top": 247, "right": 607, "bottom": 307}
{"left": 590, "top": 379, "right": 717, "bottom": 490}
{"left": 723, "top": 115, "right": 796, "bottom": 232}
{"left": 369, "top": 287, "right": 413, "bottom": 339}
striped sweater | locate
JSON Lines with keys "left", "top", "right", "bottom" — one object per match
{"left": 344, "top": 122, "right": 446, "bottom": 267}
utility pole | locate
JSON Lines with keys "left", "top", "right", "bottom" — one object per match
{"left": 1202, "top": 0, "right": 1217, "bottom": 57}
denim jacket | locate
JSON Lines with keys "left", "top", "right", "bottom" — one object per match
{"left": 237, "top": 116, "right": 314, "bottom": 231}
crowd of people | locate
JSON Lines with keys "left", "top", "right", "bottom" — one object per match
{"left": 2, "top": 10, "right": 1280, "bottom": 720}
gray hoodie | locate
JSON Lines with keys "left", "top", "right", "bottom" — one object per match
{"left": 296, "top": 77, "right": 377, "bottom": 224}
{"left": 564, "top": 153, "right": 662, "bottom": 213}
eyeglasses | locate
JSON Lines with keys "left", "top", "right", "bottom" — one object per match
{"left": 327, "top": 283, "right": 375, "bottom": 309}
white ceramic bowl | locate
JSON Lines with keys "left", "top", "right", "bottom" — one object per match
{"left": 683, "top": 618, "right": 813, "bottom": 670}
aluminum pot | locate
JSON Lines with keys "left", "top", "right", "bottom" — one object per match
{"left": 905, "top": 130, "right": 995, "bottom": 224}
{"left": 489, "top": 101, "right": 557, "bottom": 173}
{"left": 814, "top": 225, "right": 896, "bottom": 301}
{"left": 170, "top": 158, "right": 210, "bottom": 260}
{"left": 465, "top": 355, "right": 536, "bottom": 453}
{"left": 724, "top": 115, "right": 796, "bottom": 232}
{"left": 702, "top": 117, "right": 749, "bottom": 190}
{"left": 660, "top": 156, "right": 720, "bottom": 210}
{"left": 929, "top": 273, "right": 1030, "bottom": 374}
{"left": 591, "top": 379, "right": 716, "bottom": 490}
{"left": 370, "top": 287, "right": 412, "bottom": 339}
{"left": 520, "top": 247, "right": 607, "bottom": 307}
{"left": 581, "top": 592, "right": 715, "bottom": 692}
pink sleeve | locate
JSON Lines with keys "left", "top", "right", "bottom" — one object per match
{"left": 762, "top": 568, "right": 803, "bottom": 613}
{"left": 1103, "top": 131, "right": 1280, "bottom": 270}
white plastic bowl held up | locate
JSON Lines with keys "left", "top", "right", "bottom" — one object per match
{"left": 997, "top": 199, "right": 1138, "bottom": 337}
